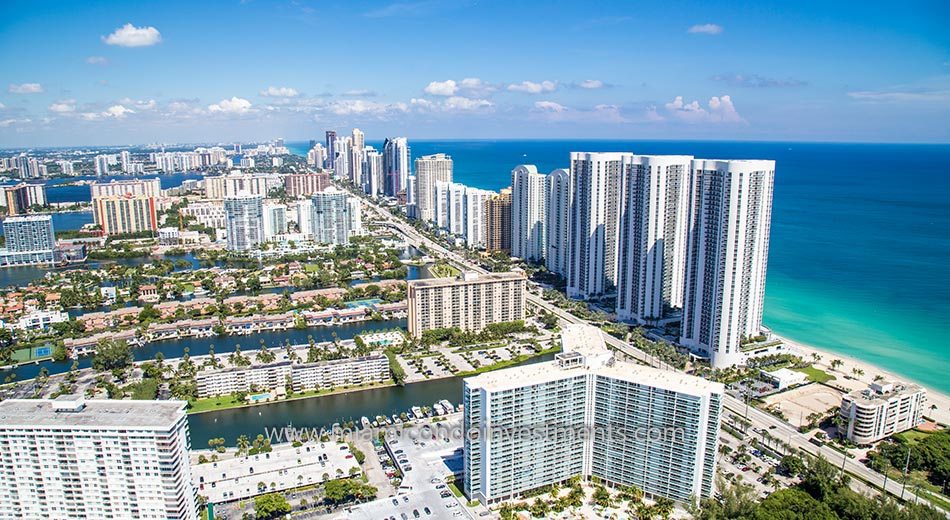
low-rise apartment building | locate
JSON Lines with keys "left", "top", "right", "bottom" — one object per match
{"left": 195, "top": 354, "right": 389, "bottom": 398}
{"left": 839, "top": 381, "right": 927, "bottom": 445}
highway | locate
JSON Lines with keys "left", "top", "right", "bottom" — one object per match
{"left": 357, "top": 193, "right": 942, "bottom": 512}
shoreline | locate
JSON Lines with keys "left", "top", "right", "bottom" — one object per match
{"left": 773, "top": 333, "right": 949, "bottom": 425}
{"left": 186, "top": 348, "right": 558, "bottom": 416}
{"left": 187, "top": 380, "right": 398, "bottom": 415}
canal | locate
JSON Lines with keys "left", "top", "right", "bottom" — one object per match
{"left": 0, "top": 318, "right": 406, "bottom": 382}
{"left": 186, "top": 353, "right": 556, "bottom": 447}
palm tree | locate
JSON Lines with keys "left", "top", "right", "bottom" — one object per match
{"left": 851, "top": 367, "right": 864, "bottom": 379}
{"left": 811, "top": 352, "right": 822, "bottom": 364}
{"left": 654, "top": 496, "right": 675, "bottom": 519}
{"left": 830, "top": 359, "right": 843, "bottom": 371}
{"left": 236, "top": 435, "right": 250, "bottom": 457}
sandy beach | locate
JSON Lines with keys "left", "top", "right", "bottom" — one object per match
{"left": 775, "top": 333, "right": 950, "bottom": 426}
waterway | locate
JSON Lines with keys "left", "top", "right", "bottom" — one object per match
{"left": 0, "top": 318, "right": 406, "bottom": 382}
{"left": 41, "top": 173, "right": 205, "bottom": 204}
{"left": 186, "top": 353, "right": 556, "bottom": 447}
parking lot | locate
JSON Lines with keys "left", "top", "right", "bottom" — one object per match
{"left": 342, "top": 415, "right": 483, "bottom": 520}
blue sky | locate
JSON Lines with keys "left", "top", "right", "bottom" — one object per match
{"left": 0, "top": 0, "right": 947, "bottom": 146}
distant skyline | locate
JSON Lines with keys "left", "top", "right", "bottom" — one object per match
{"left": 0, "top": 0, "right": 948, "bottom": 146}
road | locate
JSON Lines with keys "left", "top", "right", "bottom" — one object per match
{"left": 356, "top": 192, "right": 943, "bottom": 513}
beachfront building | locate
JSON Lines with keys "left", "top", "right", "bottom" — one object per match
{"left": 0, "top": 397, "right": 197, "bottom": 520}
{"left": 92, "top": 195, "right": 159, "bottom": 236}
{"left": 464, "top": 186, "right": 495, "bottom": 250}
{"left": 0, "top": 214, "right": 55, "bottom": 266}
{"left": 90, "top": 178, "right": 161, "bottom": 198}
{"left": 616, "top": 155, "right": 693, "bottom": 325}
{"left": 407, "top": 271, "right": 526, "bottom": 337}
{"left": 484, "top": 188, "right": 512, "bottom": 254}
{"left": 510, "top": 165, "right": 547, "bottom": 263}
{"left": 414, "top": 153, "right": 453, "bottom": 223}
{"left": 545, "top": 168, "right": 571, "bottom": 277}
{"left": 363, "top": 147, "right": 384, "bottom": 197}
{"left": 311, "top": 188, "right": 351, "bottom": 246}
{"left": 383, "top": 137, "right": 411, "bottom": 197}
{"left": 284, "top": 172, "right": 330, "bottom": 198}
{"left": 839, "top": 381, "right": 927, "bottom": 445}
{"left": 463, "top": 324, "right": 723, "bottom": 505}
{"left": 433, "top": 181, "right": 496, "bottom": 248}
{"left": 434, "top": 181, "right": 467, "bottom": 235}
{"left": 4, "top": 183, "right": 47, "bottom": 215}
{"left": 195, "top": 355, "right": 390, "bottom": 398}
{"left": 567, "top": 152, "right": 628, "bottom": 299}
{"left": 224, "top": 193, "right": 264, "bottom": 252}
{"left": 680, "top": 159, "right": 775, "bottom": 367}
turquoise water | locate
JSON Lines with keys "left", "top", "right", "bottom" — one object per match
{"left": 345, "top": 298, "right": 384, "bottom": 308}
{"left": 290, "top": 140, "right": 950, "bottom": 393}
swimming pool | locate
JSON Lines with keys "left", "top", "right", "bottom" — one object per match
{"left": 344, "top": 298, "right": 384, "bottom": 309}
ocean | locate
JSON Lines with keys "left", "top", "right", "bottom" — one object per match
{"left": 289, "top": 139, "right": 950, "bottom": 393}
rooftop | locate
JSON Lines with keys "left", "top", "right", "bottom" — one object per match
{"left": 0, "top": 397, "right": 187, "bottom": 430}
{"left": 4, "top": 214, "right": 52, "bottom": 223}
{"left": 467, "top": 327, "right": 724, "bottom": 397}
{"left": 408, "top": 270, "right": 524, "bottom": 289}
{"left": 847, "top": 381, "right": 926, "bottom": 404}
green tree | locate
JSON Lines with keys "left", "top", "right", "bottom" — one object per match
{"left": 253, "top": 493, "right": 291, "bottom": 519}
{"left": 91, "top": 339, "right": 133, "bottom": 372}
{"left": 753, "top": 489, "right": 836, "bottom": 520}
{"left": 779, "top": 454, "right": 807, "bottom": 477}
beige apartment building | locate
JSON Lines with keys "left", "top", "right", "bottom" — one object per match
{"left": 407, "top": 271, "right": 526, "bottom": 337}
{"left": 484, "top": 188, "right": 512, "bottom": 253}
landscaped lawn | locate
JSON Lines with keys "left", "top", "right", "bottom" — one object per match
{"left": 794, "top": 365, "right": 836, "bottom": 383}
{"left": 895, "top": 429, "right": 932, "bottom": 445}
{"left": 428, "top": 263, "right": 460, "bottom": 278}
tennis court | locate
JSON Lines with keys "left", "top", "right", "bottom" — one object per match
{"left": 9, "top": 345, "right": 53, "bottom": 364}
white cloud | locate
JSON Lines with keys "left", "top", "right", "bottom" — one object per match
{"left": 507, "top": 80, "right": 558, "bottom": 94}
{"left": 48, "top": 100, "right": 77, "bottom": 113}
{"left": 103, "top": 24, "right": 162, "bottom": 47}
{"left": 847, "top": 89, "right": 950, "bottom": 103}
{"left": 409, "top": 98, "right": 435, "bottom": 110}
{"left": 443, "top": 96, "right": 493, "bottom": 110}
{"left": 0, "top": 118, "right": 30, "bottom": 128}
{"left": 688, "top": 23, "right": 723, "bottom": 35}
{"left": 9, "top": 83, "right": 43, "bottom": 94}
{"left": 0, "top": 102, "right": 5, "bottom": 109}
{"left": 260, "top": 86, "right": 300, "bottom": 97}
{"left": 325, "top": 99, "right": 408, "bottom": 116}
{"left": 79, "top": 112, "right": 102, "bottom": 121}
{"left": 458, "top": 78, "right": 497, "bottom": 96}
{"left": 534, "top": 101, "right": 567, "bottom": 112}
{"left": 424, "top": 80, "right": 458, "bottom": 96}
{"left": 104, "top": 105, "right": 134, "bottom": 118}
{"left": 644, "top": 106, "right": 664, "bottom": 122}
{"left": 86, "top": 56, "right": 109, "bottom": 66}
{"left": 577, "top": 79, "right": 605, "bottom": 89}
{"left": 208, "top": 97, "right": 253, "bottom": 114}
{"left": 663, "top": 95, "right": 744, "bottom": 123}
{"left": 118, "top": 98, "right": 158, "bottom": 110}
{"left": 409, "top": 96, "right": 493, "bottom": 113}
